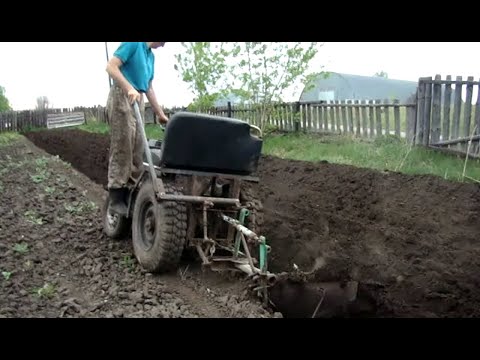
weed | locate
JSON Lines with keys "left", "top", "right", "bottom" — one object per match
{"left": 120, "top": 255, "right": 135, "bottom": 271}
{"left": 24, "top": 210, "right": 44, "bottom": 225}
{"left": 33, "top": 283, "right": 56, "bottom": 299}
{"left": 13, "top": 242, "right": 29, "bottom": 254}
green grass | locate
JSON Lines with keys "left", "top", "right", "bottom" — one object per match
{"left": 263, "top": 133, "right": 480, "bottom": 183}
{"left": 78, "top": 120, "right": 480, "bottom": 183}
{"left": 21, "top": 119, "right": 480, "bottom": 184}
{"left": 0, "top": 132, "right": 21, "bottom": 146}
{"left": 79, "top": 120, "right": 164, "bottom": 140}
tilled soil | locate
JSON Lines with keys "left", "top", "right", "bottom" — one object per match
{"left": 24, "top": 128, "right": 480, "bottom": 318}
{"left": 0, "top": 138, "right": 271, "bottom": 318}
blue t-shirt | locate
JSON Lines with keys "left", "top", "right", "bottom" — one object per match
{"left": 113, "top": 42, "right": 155, "bottom": 93}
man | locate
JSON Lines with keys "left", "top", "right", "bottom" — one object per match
{"left": 105, "top": 42, "right": 169, "bottom": 216}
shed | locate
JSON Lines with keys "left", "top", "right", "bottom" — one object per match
{"left": 299, "top": 72, "right": 418, "bottom": 103}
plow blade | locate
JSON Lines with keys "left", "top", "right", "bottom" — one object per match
{"left": 215, "top": 213, "right": 366, "bottom": 317}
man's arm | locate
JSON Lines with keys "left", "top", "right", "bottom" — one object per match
{"left": 146, "top": 82, "right": 168, "bottom": 124}
{"left": 106, "top": 56, "right": 140, "bottom": 104}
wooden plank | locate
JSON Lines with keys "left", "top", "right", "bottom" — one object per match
{"left": 334, "top": 100, "right": 340, "bottom": 132}
{"left": 443, "top": 75, "right": 452, "bottom": 141}
{"left": 300, "top": 104, "right": 304, "bottom": 131}
{"left": 354, "top": 100, "right": 361, "bottom": 136}
{"left": 48, "top": 114, "right": 85, "bottom": 122}
{"left": 330, "top": 101, "right": 335, "bottom": 132}
{"left": 48, "top": 117, "right": 85, "bottom": 125}
{"left": 384, "top": 99, "right": 390, "bottom": 135}
{"left": 360, "top": 100, "right": 367, "bottom": 137}
{"left": 318, "top": 106, "right": 324, "bottom": 131}
{"left": 394, "top": 99, "right": 400, "bottom": 137}
{"left": 289, "top": 104, "right": 294, "bottom": 131}
{"left": 341, "top": 100, "right": 347, "bottom": 134}
{"left": 423, "top": 77, "right": 433, "bottom": 146}
{"left": 475, "top": 80, "right": 480, "bottom": 154}
{"left": 368, "top": 100, "right": 375, "bottom": 137}
{"left": 308, "top": 104, "right": 313, "bottom": 130}
{"left": 433, "top": 134, "right": 480, "bottom": 146}
{"left": 431, "top": 74, "right": 442, "bottom": 143}
{"left": 305, "top": 104, "right": 310, "bottom": 131}
{"left": 429, "top": 145, "right": 480, "bottom": 160}
{"left": 406, "top": 106, "right": 416, "bottom": 143}
{"left": 347, "top": 100, "right": 354, "bottom": 134}
{"left": 375, "top": 99, "right": 382, "bottom": 137}
{"left": 324, "top": 105, "right": 329, "bottom": 131}
{"left": 416, "top": 80, "right": 426, "bottom": 145}
{"left": 464, "top": 76, "right": 474, "bottom": 138}
{"left": 452, "top": 76, "right": 463, "bottom": 141}
{"left": 422, "top": 79, "right": 480, "bottom": 85}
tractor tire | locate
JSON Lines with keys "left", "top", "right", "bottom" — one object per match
{"left": 239, "top": 185, "right": 264, "bottom": 236}
{"left": 102, "top": 197, "right": 131, "bottom": 240}
{"left": 132, "top": 181, "right": 187, "bottom": 273}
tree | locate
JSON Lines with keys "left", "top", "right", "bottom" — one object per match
{"left": 0, "top": 86, "right": 12, "bottom": 112}
{"left": 36, "top": 96, "right": 50, "bottom": 110}
{"left": 174, "top": 42, "right": 230, "bottom": 110}
{"left": 375, "top": 71, "right": 388, "bottom": 78}
{"left": 173, "top": 42, "right": 322, "bottom": 131}
{"left": 226, "top": 42, "right": 321, "bottom": 130}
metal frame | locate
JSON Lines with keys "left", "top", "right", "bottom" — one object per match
{"left": 127, "top": 102, "right": 274, "bottom": 303}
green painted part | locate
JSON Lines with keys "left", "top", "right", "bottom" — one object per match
{"left": 234, "top": 208, "right": 249, "bottom": 257}
{"left": 259, "top": 236, "right": 267, "bottom": 273}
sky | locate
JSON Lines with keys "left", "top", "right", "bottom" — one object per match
{"left": 0, "top": 42, "right": 479, "bottom": 111}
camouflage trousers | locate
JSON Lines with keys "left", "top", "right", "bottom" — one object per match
{"left": 106, "top": 84, "right": 145, "bottom": 189}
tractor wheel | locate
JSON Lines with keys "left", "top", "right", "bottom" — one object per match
{"left": 239, "top": 185, "right": 264, "bottom": 235}
{"left": 132, "top": 181, "right": 187, "bottom": 273}
{"left": 102, "top": 197, "right": 131, "bottom": 240}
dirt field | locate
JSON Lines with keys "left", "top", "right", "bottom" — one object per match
{"left": 0, "top": 136, "right": 272, "bottom": 318}
{"left": 18, "top": 128, "right": 480, "bottom": 318}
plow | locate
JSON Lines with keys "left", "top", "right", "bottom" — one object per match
{"left": 102, "top": 103, "right": 367, "bottom": 318}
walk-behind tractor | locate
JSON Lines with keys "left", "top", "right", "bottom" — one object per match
{"left": 102, "top": 103, "right": 367, "bottom": 317}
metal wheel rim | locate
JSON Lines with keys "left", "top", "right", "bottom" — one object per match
{"left": 139, "top": 200, "right": 156, "bottom": 251}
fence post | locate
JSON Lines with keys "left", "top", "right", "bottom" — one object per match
{"left": 294, "top": 102, "right": 300, "bottom": 132}
{"left": 416, "top": 79, "right": 426, "bottom": 145}
{"left": 227, "top": 101, "right": 232, "bottom": 118}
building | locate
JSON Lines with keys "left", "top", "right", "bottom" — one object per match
{"left": 299, "top": 72, "right": 418, "bottom": 103}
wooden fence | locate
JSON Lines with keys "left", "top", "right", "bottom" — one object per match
{"left": 196, "top": 100, "right": 416, "bottom": 140}
{"left": 0, "top": 106, "right": 105, "bottom": 133}
{"left": 2, "top": 74, "right": 478, "bottom": 160}
{"left": 413, "top": 75, "right": 480, "bottom": 158}
{"left": 0, "top": 100, "right": 417, "bottom": 141}
{"left": 0, "top": 110, "right": 47, "bottom": 132}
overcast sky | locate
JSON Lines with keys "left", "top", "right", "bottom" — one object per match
{"left": 0, "top": 42, "right": 479, "bottom": 111}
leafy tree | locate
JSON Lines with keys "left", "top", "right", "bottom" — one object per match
{"left": 174, "top": 42, "right": 322, "bottom": 131}
{"left": 0, "top": 86, "right": 12, "bottom": 112}
{"left": 375, "top": 71, "right": 388, "bottom": 78}
{"left": 174, "top": 42, "right": 229, "bottom": 110}
{"left": 226, "top": 42, "right": 320, "bottom": 130}
{"left": 36, "top": 96, "right": 50, "bottom": 110}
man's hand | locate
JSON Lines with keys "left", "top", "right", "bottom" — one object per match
{"left": 158, "top": 113, "right": 169, "bottom": 125}
{"left": 127, "top": 89, "right": 141, "bottom": 104}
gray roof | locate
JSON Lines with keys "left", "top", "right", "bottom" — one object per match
{"left": 299, "top": 72, "right": 418, "bottom": 103}
{"left": 214, "top": 93, "right": 245, "bottom": 107}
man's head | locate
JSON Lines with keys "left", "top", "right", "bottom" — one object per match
{"left": 148, "top": 42, "right": 166, "bottom": 49}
